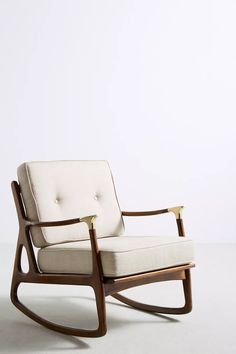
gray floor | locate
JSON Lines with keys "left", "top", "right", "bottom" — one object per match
{"left": 0, "top": 243, "right": 236, "bottom": 354}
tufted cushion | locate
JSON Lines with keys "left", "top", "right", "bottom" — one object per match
{"left": 38, "top": 236, "right": 194, "bottom": 277}
{"left": 17, "top": 161, "right": 124, "bottom": 247}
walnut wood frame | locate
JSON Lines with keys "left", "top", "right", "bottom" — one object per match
{"left": 11, "top": 181, "right": 194, "bottom": 338}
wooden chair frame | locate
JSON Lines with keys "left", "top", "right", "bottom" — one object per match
{"left": 11, "top": 180, "right": 194, "bottom": 337}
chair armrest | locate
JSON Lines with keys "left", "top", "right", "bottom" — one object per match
{"left": 122, "top": 206, "right": 184, "bottom": 219}
{"left": 28, "top": 215, "right": 97, "bottom": 230}
{"left": 28, "top": 214, "right": 101, "bottom": 274}
{"left": 122, "top": 206, "right": 185, "bottom": 236}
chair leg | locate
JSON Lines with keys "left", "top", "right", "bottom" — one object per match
{"left": 111, "top": 269, "right": 192, "bottom": 315}
{"left": 11, "top": 252, "right": 107, "bottom": 337}
{"left": 10, "top": 277, "right": 107, "bottom": 337}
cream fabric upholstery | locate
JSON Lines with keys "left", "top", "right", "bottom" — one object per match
{"left": 17, "top": 161, "right": 124, "bottom": 247}
{"left": 38, "top": 236, "right": 194, "bottom": 277}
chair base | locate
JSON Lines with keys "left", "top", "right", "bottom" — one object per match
{"left": 112, "top": 269, "right": 192, "bottom": 315}
{"left": 11, "top": 266, "right": 193, "bottom": 337}
{"left": 11, "top": 280, "right": 107, "bottom": 338}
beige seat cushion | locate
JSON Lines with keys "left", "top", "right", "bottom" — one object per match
{"left": 38, "top": 236, "right": 194, "bottom": 278}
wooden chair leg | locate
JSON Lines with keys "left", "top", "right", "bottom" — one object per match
{"left": 10, "top": 242, "right": 107, "bottom": 338}
{"left": 10, "top": 181, "right": 107, "bottom": 338}
{"left": 94, "top": 283, "right": 107, "bottom": 336}
{"left": 111, "top": 269, "right": 192, "bottom": 315}
{"left": 11, "top": 279, "right": 107, "bottom": 337}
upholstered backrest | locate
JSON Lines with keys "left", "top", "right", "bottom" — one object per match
{"left": 17, "top": 161, "right": 124, "bottom": 248}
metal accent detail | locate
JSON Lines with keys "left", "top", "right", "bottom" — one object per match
{"left": 168, "top": 206, "right": 184, "bottom": 219}
{"left": 80, "top": 215, "right": 97, "bottom": 230}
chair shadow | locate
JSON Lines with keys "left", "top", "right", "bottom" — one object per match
{"left": 0, "top": 294, "right": 179, "bottom": 352}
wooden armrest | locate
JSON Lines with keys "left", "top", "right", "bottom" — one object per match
{"left": 29, "top": 214, "right": 97, "bottom": 230}
{"left": 122, "top": 206, "right": 184, "bottom": 219}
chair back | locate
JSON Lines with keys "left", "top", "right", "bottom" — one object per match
{"left": 17, "top": 160, "right": 124, "bottom": 247}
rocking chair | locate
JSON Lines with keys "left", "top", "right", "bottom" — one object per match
{"left": 11, "top": 160, "right": 194, "bottom": 337}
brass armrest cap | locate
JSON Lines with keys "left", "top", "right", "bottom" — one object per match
{"left": 80, "top": 215, "right": 97, "bottom": 230}
{"left": 168, "top": 206, "right": 184, "bottom": 219}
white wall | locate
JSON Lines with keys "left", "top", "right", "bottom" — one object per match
{"left": 1, "top": 0, "right": 236, "bottom": 243}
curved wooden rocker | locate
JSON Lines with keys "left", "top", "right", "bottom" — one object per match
{"left": 111, "top": 268, "right": 192, "bottom": 315}
{"left": 11, "top": 281, "right": 107, "bottom": 337}
{"left": 11, "top": 161, "right": 194, "bottom": 338}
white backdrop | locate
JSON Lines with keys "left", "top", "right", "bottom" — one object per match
{"left": 0, "top": 0, "right": 236, "bottom": 243}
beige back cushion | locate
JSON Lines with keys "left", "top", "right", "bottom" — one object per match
{"left": 18, "top": 161, "right": 124, "bottom": 248}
